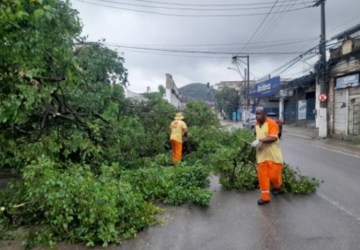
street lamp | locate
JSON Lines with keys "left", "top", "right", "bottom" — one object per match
{"left": 227, "top": 67, "right": 244, "bottom": 79}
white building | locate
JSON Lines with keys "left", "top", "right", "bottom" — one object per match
{"left": 165, "top": 73, "right": 182, "bottom": 109}
{"left": 125, "top": 88, "right": 144, "bottom": 100}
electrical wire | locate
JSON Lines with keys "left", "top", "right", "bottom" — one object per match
{"left": 243, "top": 38, "right": 317, "bottom": 50}
{"left": 237, "top": 0, "right": 280, "bottom": 53}
{"left": 111, "top": 47, "right": 232, "bottom": 59}
{"left": 128, "top": 0, "right": 315, "bottom": 7}
{"left": 82, "top": 0, "right": 314, "bottom": 11}
{"left": 105, "top": 43, "right": 304, "bottom": 55}
{"left": 276, "top": 54, "right": 317, "bottom": 75}
{"left": 267, "top": 40, "right": 342, "bottom": 76}
{"left": 75, "top": 0, "right": 311, "bottom": 17}
{"left": 247, "top": 0, "right": 299, "bottom": 51}
{"left": 282, "top": 63, "right": 316, "bottom": 78}
{"left": 114, "top": 37, "right": 317, "bottom": 50}
{"left": 71, "top": 0, "right": 355, "bottom": 85}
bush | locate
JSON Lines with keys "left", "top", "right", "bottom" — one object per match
{"left": 210, "top": 129, "right": 322, "bottom": 194}
{"left": 121, "top": 162, "right": 212, "bottom": 206}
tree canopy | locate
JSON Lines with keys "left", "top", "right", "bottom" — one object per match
{"left": 215, "top": 87, "right": 240, "bottom": 119}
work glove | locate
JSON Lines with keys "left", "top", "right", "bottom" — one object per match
{"left": 251, "top": 139, "right": 261, "bottom": 147}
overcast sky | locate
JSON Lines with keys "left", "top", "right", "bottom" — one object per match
{"left": 70, "top": 0, "right": 360, "bottom": 93}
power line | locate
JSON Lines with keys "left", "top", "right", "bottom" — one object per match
{"left": 238, "top": 0, "right": 280, "bottom": 53}
{"left": 75, "top": 0, "right": 311, "bottom": 17}
{"left": 113, "top": 48, "right": 232, "bottom": 59}
{"left": 267, "top": 40, "right": 341, "bottom": 76}
{"left": 247, "top": 0, "right": 298, "bottom": 50}
{"left": 282, "top": 63, "right": 316, "bottom": 78}
{"left": 106, "top": 39, "right": 319, "bottom": 57}
{"left": 276, "top": 54, "right": 317, "bottom": 75}
{"left": 241, "top": 1, "right": 309, "bottom": 52}
{"left": 243, "top": 37, "right": 317, "bottom": 50}
{"left": 111, "top": 37, "right": 317, "bottom": 49}
{"left": 105, "top": 43, "right": 304, "bottom": 55}
{"left": 128, "top": 0, "right": 314, "bottom": 7}
{"left": 82, "top": 0, "right": 313, "bottom": 11}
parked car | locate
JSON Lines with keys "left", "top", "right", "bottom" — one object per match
{"left": 267, "top": 112, "right": 283, "bottom": 139}
{"left": 243, "top": 112, "right": 282, "bottom": 139}
{"left": 243, "top": 116, "right": 257, "bottom": 135}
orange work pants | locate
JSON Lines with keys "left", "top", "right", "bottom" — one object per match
{"left": 257, "top": 161, "right": 283, "bottom": 201}
{"left": 170, "top": 140, "right": 183, "bottom": 165}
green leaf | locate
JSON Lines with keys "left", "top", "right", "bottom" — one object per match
{"left": 16, "top": 11, "right": 29, "bottom": 19}
{"left": 33, "top": 9, "right": 44, "bottom": 20}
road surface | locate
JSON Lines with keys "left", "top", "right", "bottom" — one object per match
{"left": 116, "top": 131, "right": 360, "bottom": 250}
{"left": 2, "top": 126, "right": 360, "bottom": 250}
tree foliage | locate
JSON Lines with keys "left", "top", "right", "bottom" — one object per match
{"left": 0, "top": 2, "right": 215, "bottom": 247}
{"left": 0, "top": 1, "right": 322, "bottom": 248}
{"left": 0, "top": 0, "right": 130, "bottom": 171}
{"left": 215, "top": 87, "right": 240, "bottom": 119}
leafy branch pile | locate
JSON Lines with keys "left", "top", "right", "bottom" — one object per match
{"left": 210, "top": 131, "right": 322, "bottom": 194}
{"left": 0, "top": 158, "right": 211, "bottom": 248}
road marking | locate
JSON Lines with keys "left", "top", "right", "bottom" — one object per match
{"left": 318, "top": 192, "right": 360, "bottom": 222}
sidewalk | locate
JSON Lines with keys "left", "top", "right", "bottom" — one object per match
{"left": 283, "top": 124, "right": 360, "bottom": 158}
{"left": 221, "top": 120, "right": 360, "bottom": 158}
{"left": 282, "top": 124, "right": 318, "bottom": 140}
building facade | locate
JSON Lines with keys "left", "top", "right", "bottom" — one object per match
{"left": 248, "top": 74, "right": 317, "bottom": 127}
{"left": 281, "top": 74, "right": 316, "bottom": 126}
{"left": 328, "top": 35, "right": 360, "bottom": 139}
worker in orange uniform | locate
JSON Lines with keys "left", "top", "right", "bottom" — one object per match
{"left": 169, "top": 113, "right": 188, "bottom": 166}
{"left": 251, "top": 107, "right": 283, "bottom": 205}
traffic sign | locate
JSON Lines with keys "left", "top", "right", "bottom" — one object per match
{"left": 318, "top": 93, "right": 327, "bottom": 102}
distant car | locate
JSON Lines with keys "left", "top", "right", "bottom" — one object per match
{"left": 266, "top": 112, "right": 283, "bottom": 139}
{"left": 243, "top": 112, "right": 282, "bottom": 138}
{"left": 243, "top": 116, "right": 257, "bottom": 135}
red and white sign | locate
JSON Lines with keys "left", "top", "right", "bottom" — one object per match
{"left": 318, "top": 93, "right": 327, "bottom": 102}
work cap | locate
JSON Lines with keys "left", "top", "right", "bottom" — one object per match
{"left": 175, "top": 113, "right": 184, "bottom": 120}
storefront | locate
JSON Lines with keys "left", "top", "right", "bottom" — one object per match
{"left": 333, "top": 73, "right": 360, "bottom": 136}
{"left": 250, "top": 76, "right": 281, "bottom": 116}
{"left": 281, "top": 74, "right": 316, "bottom": 125}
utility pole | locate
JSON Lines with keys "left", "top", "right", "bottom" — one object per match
{"left": 314, "top": 0, "right": 327, "bottom": 137}
{"left": 244, "top": 68, "right": 247, "bottom": 110}
{"left": 246, "top": 55, "right": 250, "bottom": 115}
{"left": 232, "top": 55, "right": 250, "bottom": 121}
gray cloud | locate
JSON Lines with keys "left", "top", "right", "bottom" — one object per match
{"left": 71, "top": 0, "right": 360, "bottom": 92}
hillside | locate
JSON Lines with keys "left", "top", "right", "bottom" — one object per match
{"left": 179, "top": 83, "right": 216, "bottom": 103}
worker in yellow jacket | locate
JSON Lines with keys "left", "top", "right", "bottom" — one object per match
{"left": 251, "top": 107, "right": 283, "bottom": 205}
{"left": 169, "top": 113, "right": 188, "bottom": 166}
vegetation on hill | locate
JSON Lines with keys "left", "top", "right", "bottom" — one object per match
{"left": 179, "top": 83, "right": 216, "bottom": 103}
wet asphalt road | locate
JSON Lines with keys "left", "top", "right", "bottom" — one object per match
{"left": 2, "top": 128, "right": 360, "bottom": 250}
{"left": 281, "top": 133, "right": 360, "bottom": 223}
{"left": 117, "top": 131, "right": 360, "bottom": 250}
